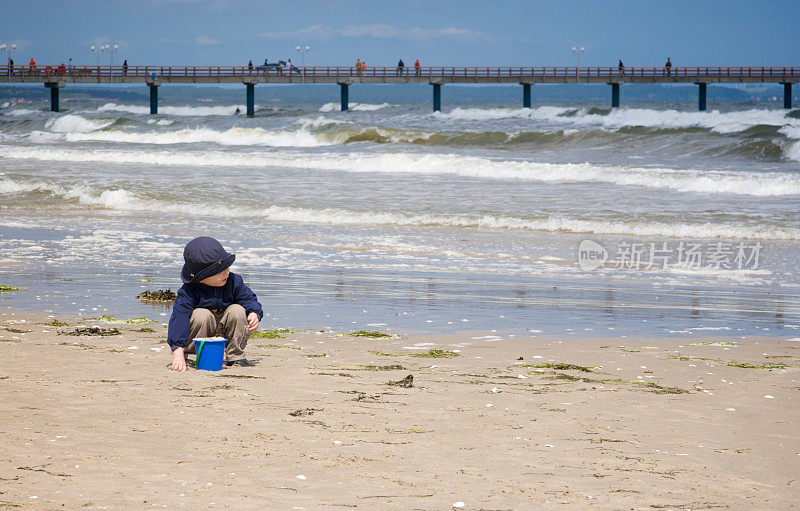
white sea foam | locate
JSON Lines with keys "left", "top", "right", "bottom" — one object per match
{"left": 1, "top": 176, "right": 798, "bottom": 240}
{"left": 439, "top": 106, "right": 800, "bottom": 134}
{"left": 779, "top": 125, "right": 800, "bottom": 161}
{"left": 5, "top": 108, "right": 38, "bottom": 116}
{"left": 441, "top": 106, "right": 575, "bottom": 121}
{"left": 295, "top": 116, "right": 352, "bottom": 129}
{"left": 319, "top": 102, "right": 395, "bottom": 112}
{"left": 51, "top": 126, "right": 331, "bottom": 147}
{"left": 45, "top": 115, "right": 115, "bottom": 133}
{"left": 779, "top": 125, "right": 800, "bottom": 139}
{"left": 3, "top": 146, "right": 799, "bottom": 197}
{"left": 97, "top": 103, "right": 249, "bottom": 116}
{"left": 786, "top": 141, "right": 800, "bottom": 162}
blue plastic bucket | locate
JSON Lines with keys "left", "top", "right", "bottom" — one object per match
{"left": 194, "top": 337, "right": 227, "bottom": 371}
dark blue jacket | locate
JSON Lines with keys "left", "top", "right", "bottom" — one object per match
{"left": 167, "top": 272, "right": 263, "bottom": 351}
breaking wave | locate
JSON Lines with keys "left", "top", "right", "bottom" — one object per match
{"left": 319, "top": 102, "right": 395, "bottom": 112}
{"left": 44, "top": 115, "right": 116, "bottom": 133}
{"left": 2, "top": 146, "right": 799, "bottom": 196}
{"left": 2, "top": 176, "right": 797, "bottom": 240}
{"left": 3, "top": 108, "right": 39, "bottom": 117}
{"left": 438, "top": 106, "right": 800, "bottom": 134}
{"left": 34, "top": 126, "right": 331, "bottom": 147}
{"left": 97, "top": 103, "right": 252, "bottom": 116}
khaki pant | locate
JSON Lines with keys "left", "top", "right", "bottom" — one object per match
{"left": 184, "top": 304, "right": 250, "bottom": 363}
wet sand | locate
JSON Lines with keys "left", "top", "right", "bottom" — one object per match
{"left": 0, "top": 309, "right": 798, "bottom": 510}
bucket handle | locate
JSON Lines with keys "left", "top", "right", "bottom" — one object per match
{"left": 194, "top": 340, "right": 206, "bottom": 368}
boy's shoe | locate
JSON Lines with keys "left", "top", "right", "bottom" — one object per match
{"left": 226, "top": 359, "right": 253, "bottom": 367}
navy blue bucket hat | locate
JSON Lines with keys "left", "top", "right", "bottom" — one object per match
{"left": 181, "top": 236, "right": 236, "bottom": 284}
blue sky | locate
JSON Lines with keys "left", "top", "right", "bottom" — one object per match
{"left": 4, "top": 0, "right": 799, "bottom": 67}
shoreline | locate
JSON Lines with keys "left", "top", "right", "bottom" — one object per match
{"left": 1, "top": 307, "right": 798, "bottom": 509}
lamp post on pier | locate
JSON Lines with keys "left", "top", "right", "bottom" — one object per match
{"left": 90, "top": 45, "right": 102, "bottom": 67}
{"left": 109, "top": 44, "right": 118, "bottom": 77}
{"left": 572, "top": 45, "right": 584, "bottom": 82}
{"left": 296, "top": 45, "right": 309, "bottom": 82}
{"left": 1, "top": 44, "right": 16, "bottom": 81}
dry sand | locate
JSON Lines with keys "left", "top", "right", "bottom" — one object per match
{"left": 1, "top": 309, "right": 798, "bottom": 510}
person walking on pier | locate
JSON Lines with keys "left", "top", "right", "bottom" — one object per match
{"left": 361, "top": 60, "right": 366, "bottom": 75}
{"left": 122, "top": 59, "right": 128, "bottom": 75}
{"left": 414, "top": 59, "right": 421, "bottom": 76}
{"left": 397, "top": 59, "right": 405, "bottom": 76}
{"left": 248, "top": 60, "right": 253, "bottom": 73}
{"left": 618, "top": 59, "right": 625, "bottom": 76}
{"left": 28, "top": 57, "right": 35, "bottom": 74}
{"left": 665, "top": 57, "right": 672, "bottom": 76}
{"left": 355, "top": 58, "right": 361, "bottom": 77}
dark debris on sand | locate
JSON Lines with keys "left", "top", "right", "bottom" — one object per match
{"left": 289, "top": 408, "right": 323, "bottom": 417}
{"left": 387, "top": 374, "right": 414, "bottom": 388}
{"left": 66, "top": 327, "right": 122, "bottom": 337}
{"left": 136, "top": 289, "right": 177, "bottom": 303}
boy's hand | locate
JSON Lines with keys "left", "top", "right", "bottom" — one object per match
{"left": 247, "top": 312, "right": 260, "bottom": 332}
{"left": 171, "top": 347, "right": 187, "bottom": 372}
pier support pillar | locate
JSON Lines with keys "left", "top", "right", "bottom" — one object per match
{"left": 697, "top": 82, "right": 707, "bottom": 111}
{"left": 339, "top": 83, "right": 349, "bottom": 111}
{"left": 245, "top": 83, "right": 255, "bottom": 117}
{"left": 45, "top": 81, "right": 64, "bottom": 112}
{"left": 522, "top": 83, "right": 531, "bottom": 108}
{"left": 431, "top": 83, "right": 441, "bottom": 112}
{"left": 783, "top": 83, "right": 792, "bottom": 109}
{"left": 148, "top": 83, "right": 159, "bottom": 114}
{"left": 610, "top": 83, "right": 620, "bottom": 108}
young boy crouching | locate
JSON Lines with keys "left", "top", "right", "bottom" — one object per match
{"left": 168, "top": 236, "right": 263, "bottom": 371}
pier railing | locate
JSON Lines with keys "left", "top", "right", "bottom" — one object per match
{"left": 7, "top": 65, "right": 797, "bottom": 114}
{"left": 2, "top": 65, "right": 799, "bottom": 81}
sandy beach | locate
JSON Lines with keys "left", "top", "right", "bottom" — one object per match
{"left": 1, "top": 309, "right": 798, "bottom": 510}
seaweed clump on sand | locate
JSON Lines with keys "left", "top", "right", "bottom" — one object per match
{"left": 0, "top": 285, "right": 24, "bottom": 292}
{"left": 67, "top": 327, "right": 122, "bottom": 337}
{"left": 410, "top": 349, "right": 459, "bottom": 358}
{"left": 136, "top": 289, "right": 177, "bottom": 303}
{"left": 350, "top": 330, "right": 392, "bottom": 338}
{"left": 387, "top": 374, "right": 414, "bottom": 387}
{"left": 251, "top": 329, "right": 293, "bottom": 339}
{"left": 521, "top": 363, "right": 595, "bottom": 373}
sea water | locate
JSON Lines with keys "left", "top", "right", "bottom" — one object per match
{"left": 1, "top": 99, "right": 798, "bottom": 338}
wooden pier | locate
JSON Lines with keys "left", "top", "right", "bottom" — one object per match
{"left": 2, "top": 65, "right": 797, "bottom": 115}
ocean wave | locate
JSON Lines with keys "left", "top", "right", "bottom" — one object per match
{"left": 3, "top": 108, "right": 39, "bottom": 117}
{"left": 786, "top": 141, "right": 800, "bottom": 162}
{"left": 44, "top": 114, "right": 115, "bottom": 133}
{"left": 97, "top": 103, "right": 250, "bottom": 116}
{"left": 440, "top": 105, "right": 576, "bottom": 121}
{"left": 1, "top": 177, "right": 797, "bottom": 240}
{"left": 2, "top": 146, "right": 799, "bottom": 197}
{"left": 146, "top": 119, "right": 175, "bottom": 126}
{"left": 319, "top": 102, "right": 395, "bottom": 112}
{"left": 779, "top": 125, "right": 800, "bottom": 139}
{"left": 36, "top": 126, "right": 332, "bottom": 147}
{"left": 295, "top": 116, "right": 352, "bottom": 129}
{"left": 438, "top": 106, "right": 800, "bottom": 134}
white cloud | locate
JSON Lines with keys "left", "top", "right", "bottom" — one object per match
{"left": 339, "top": 24, "right": 402, "bottom": 38}
{"left": 259, "top": 24, "right": 337, "bottom": 40}
{"left": 260, "top": 24, "right": 491, "bottom": 41}
{"left": 196, "top": 36, "right": 220, "bottom": 46}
